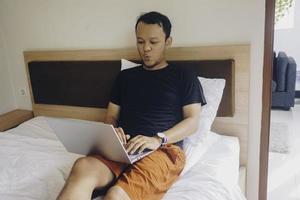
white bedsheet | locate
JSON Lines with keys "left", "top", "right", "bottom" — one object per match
{"left": 0, "top": 116, "right": 246, "bottom": 200}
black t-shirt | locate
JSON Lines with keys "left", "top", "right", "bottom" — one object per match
{"left": 110, "top": 65, "right": 206, "bottom": 148}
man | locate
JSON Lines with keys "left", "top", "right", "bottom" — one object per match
{"left": 57, "top": 11, "right": 206, "bottom": 200}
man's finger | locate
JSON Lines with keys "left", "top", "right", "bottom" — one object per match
{"left": 126, "top": 140, "right": 138, "bottom": 153}
{"left": 118, "top": 127, "right": 127, "bottom": 144}
{"left": 129, "top": 141, "right": 146, "bottom": 154}
{"left": 129, "top": 135, "right": 142, "bottom": 143}
{"left": 127, "top": 138, "right": 144, "bottom": 153}
{"left": 138, "top": 143, "right": 148, "bottom": 153}
{"left": 126, "top": 136, "right": 143, "bottom": 149}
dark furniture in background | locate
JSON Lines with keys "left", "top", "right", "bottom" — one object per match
{"left": 296, "top": 70, "right": 300, "bottom": 98}
{"left": 272, "top": 52, "right": 297, "bottom": 110}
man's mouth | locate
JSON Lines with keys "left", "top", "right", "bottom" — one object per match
{"left": 144, "top": 55, "right": 151, "bottom": 61}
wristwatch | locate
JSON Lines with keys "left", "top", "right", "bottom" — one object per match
{"left": 156, "top": 132, "right": 168, "bottom": 146}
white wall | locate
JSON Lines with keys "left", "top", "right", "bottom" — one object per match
{"left": 0, "top": 1, "right": 266, "bottom": 199}
{"left": 274, "top": 0, "right": 300, "bottom": 69}
{"left": 0, "top": 25, "right": 16, "bottom": 114}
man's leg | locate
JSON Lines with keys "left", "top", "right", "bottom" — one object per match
{"left": 57, "top": 156, "right": 115, "bottom": 200}
{"left": 103, "top": 186, "right": 131, "bottom": 200}
{"left": 111, "top": 145, "right": 186, "bottom": 200}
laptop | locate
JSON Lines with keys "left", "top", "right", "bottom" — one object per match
{"left": 46, "top": 117, "right": 153, "bottom": 164}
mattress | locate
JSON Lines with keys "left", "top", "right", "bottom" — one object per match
{"left": 0, "top": 116, "right": 246, "bottom": 200}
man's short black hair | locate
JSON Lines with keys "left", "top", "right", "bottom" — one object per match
{"left": 135, "top": 11, "right": 172, "bottom": 39}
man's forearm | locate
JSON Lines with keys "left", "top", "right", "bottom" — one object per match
{"left": 162, "top": 117, "right": 199, "bottom": 144}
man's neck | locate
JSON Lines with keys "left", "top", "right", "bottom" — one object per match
{"left": 143, "top": 61, "right": 168, "bottom": 71}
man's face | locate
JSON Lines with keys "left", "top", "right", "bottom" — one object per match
{"left": 136, "top": 22, "right": 171, "bottom": 68}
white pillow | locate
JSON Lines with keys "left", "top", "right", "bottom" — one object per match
{"left": 184, "top": 77, "right": 226, "bottom": 144}
{"left": 181, "top": 130, "right": 221, "bottom": 175}
{"left": 182, "top": 77, "right": 226, "bottom": 175}
{"left": 121, "top": 59, "right": 141, "bottom": 71}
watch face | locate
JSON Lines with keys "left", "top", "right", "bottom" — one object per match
{"left": 157, "top": 132, "right": 165, "bottom": 138}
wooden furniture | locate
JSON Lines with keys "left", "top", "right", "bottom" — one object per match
{"left": 23, "top": 45, "right": 250, "bottom": 166}
{"left": 0, "top": 109, "right": 34, "bottom": 132}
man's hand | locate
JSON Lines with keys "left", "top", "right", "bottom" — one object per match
{"left": 115, "top": 127, "right": 130, "bottom": 145}
{"left": 126, "top": 135, "right": 161, "bottom": 154}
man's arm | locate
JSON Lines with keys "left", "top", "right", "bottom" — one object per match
{"left": 105, "top": 102, "right": 129, "bottom": 144}
{"left": 126, "top": 103, "right": 201, "bottom": 154}
{"left": 104, "top": 102, "right": 120, "bottom": 127}
{"left": 163, "top": 103, "right": 201, "bottom": 144}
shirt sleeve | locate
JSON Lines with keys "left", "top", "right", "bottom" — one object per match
{"left": 181, "top": 69, "right": 207, "bottom": 106}
{"left": 110, "top": 72, "right": 122, "bottom": 105}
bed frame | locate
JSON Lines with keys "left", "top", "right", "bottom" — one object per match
{"left": 24, "top": 45, "right": 250, "bottom": 194}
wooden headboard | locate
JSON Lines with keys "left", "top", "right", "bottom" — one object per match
{"left": 24, "top": 45, "right": 250, "bottom": 166}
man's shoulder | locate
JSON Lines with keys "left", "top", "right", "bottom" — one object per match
{"left": 169, "top": 65, "right": 195, "bottom": 78}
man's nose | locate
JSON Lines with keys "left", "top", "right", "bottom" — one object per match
{"left": 143, "top": 43, "right": 151, "bottom": 52}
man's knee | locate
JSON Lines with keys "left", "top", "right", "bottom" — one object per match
{"left": 72, "top": 157, "right": 97, "bottom": 172}
{"left": 70, "top": 156, "right": 114, "bottom": 187}
{"left": 104, "top": 186, "right": 130, "bottom": 200}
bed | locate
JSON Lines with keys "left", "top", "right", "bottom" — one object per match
{"left": 0, "top": 45, "right": 250, "bottom": 199}
{"left": 0, "top": 116, "right": 245, "bottom": 200}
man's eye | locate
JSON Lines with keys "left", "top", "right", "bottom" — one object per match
{"left": 137, "top": 41, "right": 144, "bottom": 44}
{"left": 151, "top": 41, "right": 158, "bottom": 44}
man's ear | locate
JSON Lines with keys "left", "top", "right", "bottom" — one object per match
{"left": 165, "top": 37, "right": 172, "bottom": 49}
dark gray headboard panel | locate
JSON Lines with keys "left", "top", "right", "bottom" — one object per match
{"left": 28, "top": 61, "right": 121, "bottom": 108}
{"left": 28, "top": 59, "right": 234, "bottom": 116}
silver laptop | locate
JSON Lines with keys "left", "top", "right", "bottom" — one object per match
{"left": 46, "top": 117, "right": 153, "bottom": 164}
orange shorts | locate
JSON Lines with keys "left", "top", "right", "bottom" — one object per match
{"left": 90, "top": 144, "right": 185, "bottom": 200}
